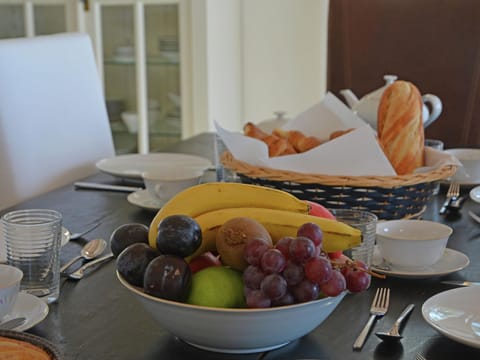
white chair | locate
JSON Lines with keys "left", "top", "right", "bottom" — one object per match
{"left": 0, "top": 33, "right": 115, "bottom": 210}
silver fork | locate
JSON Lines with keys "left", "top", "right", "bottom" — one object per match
{"left": 353, "top": 287, "right": 390, "bottom": 350}
{"left": 416, "top": 354, "right": 427, "bottom": 360}
{"left": 439, "top": 182, "right": 460, "bottom": 214}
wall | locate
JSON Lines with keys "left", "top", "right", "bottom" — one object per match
{"left": 206, "top": 0, "right": 243, "bottom": 131}
{"left": 242, "top": 0, "right": 329, "bottom": 126}
{"left": 191, "top": 0, "right": 329, "bottom": 133}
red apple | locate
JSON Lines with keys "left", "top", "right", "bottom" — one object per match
{"left": 306, "top": 201, "right": 335, "bottom": 219}
{"left": 188, "top": 251, "right": 221, "bottom": 274}
{"left": 306, "top": 201, "right": 342, "bottom": 258}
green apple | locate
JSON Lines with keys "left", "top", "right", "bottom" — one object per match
{"left": 187, "top": 266, "right": 245, "bottom": 308}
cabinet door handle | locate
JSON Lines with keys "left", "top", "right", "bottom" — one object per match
{"left": 82, "top": 0, "right": 89, "bottom": 11}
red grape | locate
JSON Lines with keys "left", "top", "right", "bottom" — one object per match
{"left": 261, "top": 248, "right": 286, "bottom": 274}
{"left": 271, "top": 292, "right": 295, "bottom": 307}
{"left": 275, "top": 236, "right": 294, "bottom": 259}
{"left": 260, "top": 274, "right": 287, "bottom": 300}
{"left": 292, "top": 279, "right": 320, "bottom": 303}
{"left": 289, "top": 236, "right": 316, "bottom": 263}
{"left": 244, "top": 238, "right": 271, "bottom": 266}
{"left": 320, "top": 270, "right": 346, "bottom": 297}
{"left": 304, "top": 256, "right": 333, "bottom": 285}
{"left": 282, "top": 260, "right": 304, "bottom": 286}
{"left": 297, "top": 222, "right": 323, "bottom": 248}
{"left": 243, "top": 265, "right": 265, "bottom": 290}
{"left": 345, "top": 269, "right": 371, "bottom": 293}
{"left": 246, "top": 289, "right": 271, "bottom": 308}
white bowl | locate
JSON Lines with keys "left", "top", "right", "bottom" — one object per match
{"left": 0, "top": 265, "right": 23, "bottom": 319}
{"left": 376, "top": 220, "right": 452, "bottom": 269}
{"left": 121, "top": 112, "right": 138, "bottom": 133}
{"left": 117, "top": 272, "right": 345, "bottom": 354}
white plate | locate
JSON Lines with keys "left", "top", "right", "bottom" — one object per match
{"left": 1, "top": 292, "right": 49, "bottom": 331}
{"left": 422, "top": 286, "right": 480, "bottom": 349}
{"left": 444, "top": 148, "right": 480, "bottom": 186}
{"left": 127, "top": 189, "right": 164, "bottom": 211}
{"left": 96, "top": 153, "right": 212, "bottom": 180}
{"left": 371, "top": 246, "right": 470, "bottom": 279}
{"left": 0, "top": 226, "right": 70, "bottom": 263}
{"left": 469, "top": 186, "right": 480, "bottom": 203}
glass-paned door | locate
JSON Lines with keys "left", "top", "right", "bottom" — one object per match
{"left": 89, "top": 0, "right": 182, "bottom": 154}
{"left": 0, "top": 0, "right": 69, "bottom": 39}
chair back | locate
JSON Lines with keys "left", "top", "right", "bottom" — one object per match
{"left": 0, "top": 32, "right": 115, "bottom": 210}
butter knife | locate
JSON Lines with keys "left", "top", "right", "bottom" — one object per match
{"left": 441, "top": 280, "right": 480, "bottom": 287}
{"left": 74, "top": 182, "right": 143, "bottom": 193}
{"left": 0, "top": 317, "right": 26, "bottom": 330}
{"left": 68, "top": 253, "right": 115, "bottom": 280}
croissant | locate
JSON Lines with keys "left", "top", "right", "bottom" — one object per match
{"left": 263, "top": 135, "right": 296, "bottom": 156}
{"left": 377, "top": 80, "right": 424, "bottom": 175}
{"left": 273, "top": 128, "right": 322, "bottom": 152}
{"left": 329, "top": 128, "right": 355, "bottom": 140}
{"left": 243, "top": 122, "right": 323, "bottom": 156}
{"left": 243, "top": 122, "right": 269, "bottom": 140}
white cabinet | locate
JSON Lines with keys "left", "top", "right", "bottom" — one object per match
{"left": 82, "top": 0, "right": 186, "bottom": 154}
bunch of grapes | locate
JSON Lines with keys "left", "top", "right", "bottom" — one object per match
{"left": 243, "top": 222, "right": 371, "bottom": 308}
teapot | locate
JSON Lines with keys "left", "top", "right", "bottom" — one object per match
{"left": 340, "top": 75, "right": 442, "bottom": 129}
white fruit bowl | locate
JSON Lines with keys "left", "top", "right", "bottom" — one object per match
{"left": 117, "top": 271, "right": 345, "bottom": 354}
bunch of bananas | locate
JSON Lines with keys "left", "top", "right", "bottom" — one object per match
{"left": 148, "top": 182, "right": 361, "bottom": 260}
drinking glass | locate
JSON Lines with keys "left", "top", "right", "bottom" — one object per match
{"left": 425, "top": 138, "right": 444, "bottom": 195}
{"left": 2, "top": 209, "right": 62, "bottom": 303}
{"left": 329, "top": 209, "right": 377, "bottom": 267}
{"left": 214, "top": 134, "right": 238, "bottom": 182}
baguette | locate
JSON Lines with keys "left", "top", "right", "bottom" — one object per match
{"left": 377, "top": 80, "right": 424, "bottom": 175}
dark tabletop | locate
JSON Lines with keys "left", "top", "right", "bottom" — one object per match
{"left": 3, "top": 132, "right": 480, "bottom": 360}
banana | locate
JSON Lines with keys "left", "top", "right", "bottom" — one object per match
{"left": 187, "top": 207, "right": 362, "bottom": 260}
{"left": 148, "top": 182, "right": 309, "bottom": 248}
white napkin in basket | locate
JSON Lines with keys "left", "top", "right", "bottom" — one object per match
{"left": 216, "top": 93, "right": 458, "bottom": 176}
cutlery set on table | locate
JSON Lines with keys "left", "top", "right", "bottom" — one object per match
{"left": 353, "top": 288, "right": 415, "bottom": 350}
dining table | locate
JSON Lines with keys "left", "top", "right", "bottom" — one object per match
{"left": 2, "top": 132, "right": 480, "bottom": 360}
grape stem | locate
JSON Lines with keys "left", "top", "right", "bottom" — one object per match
{"left": 331, "top": 258, "right": 386, "bottom": 279}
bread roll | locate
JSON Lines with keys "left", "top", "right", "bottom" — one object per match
{"left": 377, "top": 81, "right": 424, "bottom": 175}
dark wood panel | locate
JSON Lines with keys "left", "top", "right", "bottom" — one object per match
{"left": 327, "top": 0, "right": 480, "bottom": 147}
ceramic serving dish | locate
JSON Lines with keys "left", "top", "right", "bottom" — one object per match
{"left": 117, "top": 271, "right": 345, "bottom": 354}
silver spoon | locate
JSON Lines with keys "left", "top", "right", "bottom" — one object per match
{"left": 60, "top": 238, "right": 107, "bottom": 273}
{"left": 376, "top": 303, "right": 415, "bottom": 341}
{"left": 0, "top": 317, "right": 26, "bottom": 330}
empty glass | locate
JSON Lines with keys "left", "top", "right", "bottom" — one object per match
{"left": 425, "top": 138, "right": 444, "bottom": 195}
{"left": 329, "top": 209, "right": 377, "bottom": 267}
{"left": 2, "top": 209, "right": 62, "bottom": 303}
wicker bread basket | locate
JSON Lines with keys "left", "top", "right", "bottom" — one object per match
{"left": 222, "top": 151, "right": 456, "bottom": 220}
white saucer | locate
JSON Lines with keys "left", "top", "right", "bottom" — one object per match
{"left": 371, "top": 246, "right": 470, "bottom": 279}
{"left": 422, "top": 286, "right": 480, "bottom": 349}
{"left": 469, "top": 186, "right": 480, "bottom": 203}
{"left": 127, "top": 189, "right": 164, "bottom": 211}
{"left": 0, "top": 226, "right": 70, "bottom": 263}
{"left": 1, "top": 292, "right": 49, "bottom": 331}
